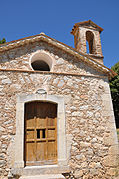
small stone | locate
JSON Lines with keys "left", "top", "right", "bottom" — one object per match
{"left": 53, "top": 78, "right": 59, "bottom": 84}
{"left": 72, "top": 112, "right": 83, "bottom": 117}
{"left": 0, "top": 75, "right": 8, "bottom": 79}
{"left": 74, "top": 170, "right": 83, "bottom": 177}
{"left": 2, "top": 78, "right": 11, "bottom": 84}
{"left": 57, "top": 58, "right": 64, "bottom": 64}
{"left": 0, "top": 154, "right": 5, "bottom": 159}
{"left": 79, "top": 130, "right": 85, "bottom": 136}
{"left": 57, "top": 80, "right": 64, "bottom": 87}
{"left": 80, "top": 119, "right": 85, "bottom": 124}
{"left": 80, "top": 105, "right": 88, "bottom": 110}
{"left": 87, "top": 148, "right": 93, "bottom": 155}
{"left": 81, "top": 161, "right": 88, "bottom": 168}
{"left": 95, "top": 162, "right": 102, "bottom": 168}
{"left": 86, "top": 136, "right": 91, "bottom": 141}
{"left": 91, "top": 138, "right": 97, "bottom": 143}
{"left": 93, "top": 119, "right": 98, "bottom": 124}
{"left": 0, "top": 160, "right": 6, "bottom": 167}
{"left": 67, "top": 64, "right": 73, "bottom": 69}
{"left": 80, "top": 141, "right": 91, "bottom": 147}
{"left": 95, "top": 112, "right": 101, "bottom": 119}
{"left": 2, "top": 144, "right": 7, "bottom": 149}
{"left": 70, "top": 106, "right": 76, "bottom": 110}
{"left": 86, "top": 111, "right": 93, "bottom": 117}
{"left": 67, "top": 80, "right": 73, "bottom": 86}
{"left": 0, "top": 126, "right": 5, "bottom": 132}
{"left": 106, "top": 168, "right": 116, "bottom": 176}
{"left": 90, "top": 168, "right": 98, "bottom": 175}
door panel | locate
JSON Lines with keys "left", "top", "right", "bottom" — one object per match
{"left": 48, "top": 129, "right": 55, "bottom": 138}
{"left": 36, "top": 118, "right": 46, "bottom": 128}
{"left": 47, "top": 140, "right": 57, "bottom": 160}
{"left": 24, "top": 102, "right": 57, "bottom": 166}
{"left": 27, "top": 129, "right": 34, "bottom": 140}
{"left": 26, "top": 142, "right": 36, "bottom": 162}
{"left": 47, "top": 118, "right": 55, "bottom": 126}
{"left": 27, "top": 118, "right": 35, "bottom": 128}
{"left": 36, "top": 141, "right": 47, "bottom": 161}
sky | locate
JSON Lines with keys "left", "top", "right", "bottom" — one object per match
{"left": 0, "top": 0, "right": 119, "bottom": 68}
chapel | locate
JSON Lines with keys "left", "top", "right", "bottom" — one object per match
{"left": 0, "top": 20, "right": 118, "bottom": 179}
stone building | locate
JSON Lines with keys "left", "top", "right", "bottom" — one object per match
{"left": 0, "top": 20, "right": 118, "bottom": 179}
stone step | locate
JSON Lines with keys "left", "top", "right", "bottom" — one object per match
{"left": 11, "top": 165, "right": 70, "bottom": 176}
{"left": 19, "top": 174, "right": 65, "bottom": 179}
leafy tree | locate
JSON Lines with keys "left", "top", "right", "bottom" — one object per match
{"left": 109, "top": 62, "right": 119, "bottom": 128}
{"left": 0, "top": 38, "right": 6, "bottom": 44}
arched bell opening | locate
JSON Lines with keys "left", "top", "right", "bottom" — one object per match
{"left": 86, "top": 31, "right": 95, "bottom": 54}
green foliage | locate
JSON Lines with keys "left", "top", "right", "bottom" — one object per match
{"left": 109, "top": 62, "right": 119, "bottom": 128}
{"left": 0, "top": 38, "right": 6, "bottom": 44}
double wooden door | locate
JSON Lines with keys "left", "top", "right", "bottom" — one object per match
{"left": 24, "top": 102, "right": 57, "bottom": 166}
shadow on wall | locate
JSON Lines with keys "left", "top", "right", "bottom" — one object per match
{"left": 117, "top": 129, "right": 119, "bottom": 142}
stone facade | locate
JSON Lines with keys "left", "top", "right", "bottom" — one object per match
{"left": 0, "top": 21, "right": 118, "bottom": 179}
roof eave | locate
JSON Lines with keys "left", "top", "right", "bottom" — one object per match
{"left": 71, "top": 20, "right": 104, "bottom": 35}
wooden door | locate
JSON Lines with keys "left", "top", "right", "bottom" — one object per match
{"left": 24, "top": 102, "right": 57, "bottom": 166}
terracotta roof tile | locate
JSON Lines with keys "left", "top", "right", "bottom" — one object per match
{"left": 71, "top": 20, "right": 103, "bottom": 34}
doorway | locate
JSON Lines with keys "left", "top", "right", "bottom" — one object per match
{"left": 24, "top": 101, "right": 57, "bottom": 166}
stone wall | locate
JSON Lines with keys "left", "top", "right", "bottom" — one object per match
{"left": 0, "top": 70, "right": 118, "bottom": 178}
{"left": 0, "top": 41, "right": 104, "bottom": 76}
{"left": 0, "top": 42, "right": 118, "bottom": 178}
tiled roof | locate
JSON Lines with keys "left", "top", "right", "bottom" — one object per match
{"left": 71, "top": 20, "right": 103, "bottom": 35}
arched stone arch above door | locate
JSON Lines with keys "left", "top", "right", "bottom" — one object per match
{"left": 14, "top": 94, "right": 67, "bottom": 169}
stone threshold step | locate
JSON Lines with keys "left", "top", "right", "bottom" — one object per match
{"left": 20, "top": 174, "right": 65, "bottom": 179}
{"left": 11, "top": 165, "right": 70, "bottom": 176}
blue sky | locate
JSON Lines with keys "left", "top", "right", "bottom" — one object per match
{"left": 0, "top": 0, "right": 119, "bottom": 68}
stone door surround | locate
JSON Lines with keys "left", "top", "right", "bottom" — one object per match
{"left": 14, "top": 93, "right": 67, "bottom": 169}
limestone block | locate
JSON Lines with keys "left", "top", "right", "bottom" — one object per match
{"left": 89, "top": 168, "right": 98, "bottom": 176}
{"left": 89, "top": 162, "right": 102, "bottom": 169}
{"left": 108, "top": 145, "right": 119, "bottom": 156}
{"left": 57, "top": 80, "right": 65, "bottom": 87}
{"left": 80, "top": 142, "right": 91, "bottom": 148}
{"left": 101, "top": 93, "right": 112, "bottom": 102}
{"left": 66, "top": 134, "right": 73, "bottom": 160}
{"left": 72, "top": 111, "right": 83, "bottom": 117}
{"left": 74, "top": 170, "right": 83, "bottom": 178}
{"left": 0, "top": 160, "right": 6, "bottom": 167}
{"left": 103, "top": 110, "right": 114, "bottom": 117}
{"left": 102, "top": 100, "right": 113, "bottom": 111}
{"left": 106, "top": 168, "right": 117, "bottom": 176}
{"left": 7, "top": 136, "right": 15, "bottom": 168}
{"left": 75, "top": 154, "right": 86, "bottom": 161}
{"left": 81, "top": 161, "right": 88, "bottom": 168}
{"left": 102, "top": 155, "right": 118, "bottom": 167}
{"left": 57, "top": 58, "right": 64, "bottom": 64}
{"left": 2, "top": 78, "right": 12, "bottom": 84}
{"left": 19, "top": 174, "right": 65, "bottom": 179}
{"left": 103, "top": 130, "right": 118, "bottom": 146}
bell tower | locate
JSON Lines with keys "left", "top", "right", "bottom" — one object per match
{"left": 71, "top": 20, "right": 104, "bottom": 64}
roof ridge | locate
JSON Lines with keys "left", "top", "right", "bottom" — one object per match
{"left": 71, "top": 20, "right": 104, "bottom": 33}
